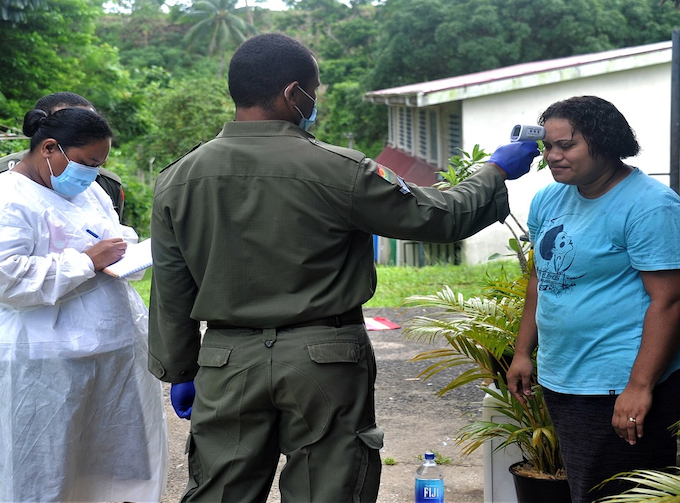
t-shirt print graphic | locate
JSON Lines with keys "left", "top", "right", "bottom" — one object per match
{"left": 536, "top": 224, "right": 580, "bottom": 296}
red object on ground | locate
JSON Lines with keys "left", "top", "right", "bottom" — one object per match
{"left": 364, "top": 317, "right": 401, "bottom": 331}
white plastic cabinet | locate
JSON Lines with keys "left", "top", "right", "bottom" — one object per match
{"left": 482, "top": 383, "right": 523, "bottom": 503}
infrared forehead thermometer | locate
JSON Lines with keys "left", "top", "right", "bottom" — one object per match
{"left": 510, "top": 124, "right": 545, "bottom": 142}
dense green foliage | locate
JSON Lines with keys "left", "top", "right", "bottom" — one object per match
{"left": 1, "top": 0, "right": 679, "bottom": 234}
{"left": 367, "top": 0, "right": 680, "bottom": 90}
{"left": 0, "top": 0, "right": 46, "bottom": 22}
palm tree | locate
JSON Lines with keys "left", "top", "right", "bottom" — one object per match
{"left": 244, "top": 0, "right": 253, "bottom": 26}
{"left": 183, "top": 0, "right": 258, "bottom": 79}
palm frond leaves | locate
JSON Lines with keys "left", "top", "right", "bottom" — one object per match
{"left": 594, "top": 468, "right": 680, "bottom": 502}
{"left": 182, "top": 0, "right": 255, "bottom": 55}
{"left": 591, "top": 420, "right": 680, "bottom": 501}
{"left": 455, "top": 380, "right": 563, "bottom": 476}
{"left": 404, "top": 284, "right": 526, "bottom": 378}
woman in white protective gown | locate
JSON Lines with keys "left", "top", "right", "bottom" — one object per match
{"left": 0, "top": 106, "right": 168, "bottom": 502}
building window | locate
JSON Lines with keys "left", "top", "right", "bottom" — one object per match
{"left": 398, "top": 107, "right": 406, "bottom": 149}
{"left": 405, "top": 108, "right": 413, "bottom": 152}
{"left": 389, "top": 107, "right": 396, "bottom": 145}
{"left": 418, "top": 110, "right": 427, "bottom": 159}
{"left": 448, "top": 113, "right": 462, "bottom": 158}
{"left": 429, "top": 111, "right": 438, "bottom": 164}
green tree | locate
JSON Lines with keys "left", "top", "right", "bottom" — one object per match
{"left": 97, "top": 10, "right": 196, "bottom": 73}
{"left": 133, "top": 76, "right": 234, "bottom": 172}
{"left": 114, "top": 76, "right": 234, "bottom": 234}
{"left": 314, "top": 80, "right": 386, "bottom": 158}
{"left": 183, "top": 0, "right": 257, "bottom": 79}
{"left": 0, "top": 0, "right": 103, "bottom": 119}
{"left": 273, "top": 0, "right": 385, "bottom": 155}
{"left": 368, "top": 0, "right": 680, "bottom": 91}
{"left": 0, "top": 0, "right": 148, "bottom": 145}
{"left": 368, "top": 0, "right": 452, "bottom": 90}
{"left": 0, "top": 0, "right": 45, "bottom": 22}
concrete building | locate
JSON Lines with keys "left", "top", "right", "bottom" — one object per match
{"left": 364, "top": 41, "right": 673, "bottom": 265}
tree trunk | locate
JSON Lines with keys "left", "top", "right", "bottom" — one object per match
{"left": 244, "top": 0, "right": 254, "bottom": 26}
{"left": 218, "top": 50, "right": 226, "bottom": 80}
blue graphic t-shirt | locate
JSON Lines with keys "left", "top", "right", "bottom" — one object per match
{"left": 528, "top": 168, "right": 680, "bottom": 394}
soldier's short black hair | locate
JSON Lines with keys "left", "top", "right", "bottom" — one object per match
{"left": 228, "top": 33, "right": 317, "bottom": 110}
{"left": 539, "top": 96, "right": 640, "bottom": 161}
{"left": 23, "top": 107, "right": 112, "bottom": 152}
{"left": 34, "top": 92, "right": 94, "bottom": 114}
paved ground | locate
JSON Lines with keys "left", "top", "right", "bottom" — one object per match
{"left": 160, "top": 307, "right": 486, "bottom": 503}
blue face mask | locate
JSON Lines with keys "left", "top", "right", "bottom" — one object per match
{"left": 293, "top": 85, "right": 317, "bottom": 131}
{"left": 47, "top": 144, "right": 99, "bottom": 197}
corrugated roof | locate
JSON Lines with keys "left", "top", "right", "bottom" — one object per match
{"left": 364, "top": 41, "right": 672, "bottom": 107}
{"left": 375, "top": 146, "right": 440, "bottom": 186}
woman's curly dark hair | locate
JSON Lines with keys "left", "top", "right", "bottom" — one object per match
{"left": 538, "top": 96, "right": 640, "bottom": 161}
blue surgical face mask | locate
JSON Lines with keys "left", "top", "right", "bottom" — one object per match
{"left": 46, "top": 144, "right": 99, "bottom": 197}
{"left": 293, "top": 85, "right": 317, "bottom": 131}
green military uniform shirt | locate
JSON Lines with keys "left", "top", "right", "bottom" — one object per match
{"left": 0, "top": 149, "right": 125, "bottom": 222}
{"left": 149, "top": 120, "right": 511, "bottom": 382}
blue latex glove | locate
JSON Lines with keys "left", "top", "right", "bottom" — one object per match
{"left": 487, "top": 141, "right": 540, "bottom": 180}
{"left": 170, "top": 381, "right": 195, "bottom": 420}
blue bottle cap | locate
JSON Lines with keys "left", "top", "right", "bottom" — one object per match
{"left": 424, "top": 452, "right": 435, "bottom": 460}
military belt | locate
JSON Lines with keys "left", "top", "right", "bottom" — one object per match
{"left": 207, "top": 307, "right": 364, "bottom": 331}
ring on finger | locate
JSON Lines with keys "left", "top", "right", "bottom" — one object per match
{"left": 628, "top": 417, "right": 636, "bottom": 423}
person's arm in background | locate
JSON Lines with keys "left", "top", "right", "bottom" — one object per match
{"left": 612, "top": 269, "right": 680, "bottom": 444}
{"left": 506, "top": 264, "right": 539, "bottom": 404}
{"left": 96, "top": 168, "right": 125, "bottom": 223}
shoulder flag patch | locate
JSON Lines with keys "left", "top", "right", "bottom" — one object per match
{"left": 375, "top": 163, "right": 412, "bottom": 195}
{"left": 377, "top": 164, "right": 392, "bottom": 182}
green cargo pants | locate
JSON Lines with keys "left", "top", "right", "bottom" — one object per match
{"left": 182, "top": 323, "right": 384, "bottom": 503}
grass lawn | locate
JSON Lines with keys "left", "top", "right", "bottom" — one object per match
{"left": 131, "top": 260, "right": 520, "bottom": 308}
{"left": 365, "top": 260, "right": 519, "bottom": 307}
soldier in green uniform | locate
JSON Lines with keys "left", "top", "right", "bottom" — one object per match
{"left": 0, "top": 92, "right": 125, "bottom": 221}
{"left": 149, "top": 33, "right": 539, "bottom": 503}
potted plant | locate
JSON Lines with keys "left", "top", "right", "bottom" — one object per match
{"left": 403, "top": 268, "right": 569, "bottom": 502}
{"left": 402, "top": 146, "right": 570, "bottom": 502}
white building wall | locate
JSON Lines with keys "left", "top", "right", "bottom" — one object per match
{"left": 459, "top": 62, "right": 672, "bottom": 264}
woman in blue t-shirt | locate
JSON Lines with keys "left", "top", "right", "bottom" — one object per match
{"left": 507, "top": 95, "right": 680, "bottom": 503}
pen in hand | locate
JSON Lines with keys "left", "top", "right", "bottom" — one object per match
{"left": 84, "top": 230, "right": 127, "bottom": 270}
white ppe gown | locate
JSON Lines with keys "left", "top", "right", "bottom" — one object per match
{"left": 0, "top": 171, "right": 168, "bottom": 502}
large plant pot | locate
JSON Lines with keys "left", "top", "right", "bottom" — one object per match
{"left": 509, "top": 461, "right": 571, "bottom": 503}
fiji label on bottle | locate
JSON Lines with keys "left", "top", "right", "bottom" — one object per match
{"left": 415, "top": 479, "right": 444, "bottom": 503}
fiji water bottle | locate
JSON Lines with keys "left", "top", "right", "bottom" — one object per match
{"left": 415, "top": 451, "right": 444, "bottom": 503}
